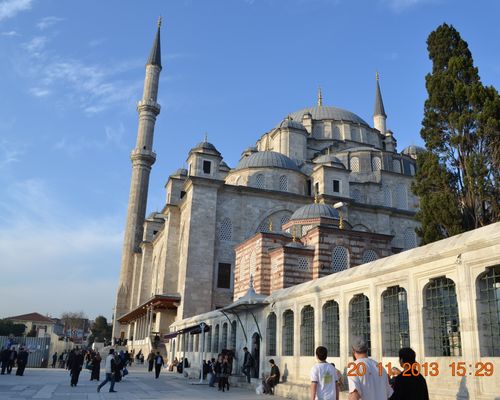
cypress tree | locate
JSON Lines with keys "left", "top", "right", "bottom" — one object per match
{"left": 413, "top": 23, "right": 500, "bottom": 244}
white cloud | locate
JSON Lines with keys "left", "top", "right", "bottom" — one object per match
{"left": 0, "top": 139, "right": 24, "bottom": 168}
{"left": 36, "top": 16, "right": 63, "bottom": 30}
{"left": 0, "top": 178, "right": 122, "bottom": 320}
{"left": 0, "top": 0, "right": 33, "bottom": 21}
{"left": 29, "top": 86, "right": 51, "bottom": 97}
{"left": 22, "top": 35, "right": 47, "bottom": 57}
{"left": 382, "top": 0, "right": 437, "bottom": 12}
{"left": 1, "top": 30, "right": 19, "bottom": 36}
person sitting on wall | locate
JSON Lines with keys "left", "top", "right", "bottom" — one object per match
{"left": 263, "top": 359, "right": 280, "bottom": 395}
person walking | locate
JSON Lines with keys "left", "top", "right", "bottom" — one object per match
{"left": 7, "top": 347, "right": 17, "bottom": 374}
{"left": 97, "top": 349, "right": 117, "bottom": 393}
{"left": 310, "top": 346, "right": 339, "bottom": 400}
{"left": 15, "top": 347, "right": 28, "bottom": 376}
{"left": 51, "top": 352, "right": 58, "bottom": 368}
{"left": 389, "top": 348, "right": 429, "bottom": 400}
{"left": 70, "top": 348, "right": 84, "bottom": 387}
{"left": 147, "top": 351, "right": 155, "bottom": 372}
{"left": 242, "top": 347, "right": 254, "bottom": 383}
{"left": 347, "top": 337, "right": 393, "bottom": 400}
{"left": 154, "top": 352, "right": 164, "bottom": 379}
{"left": 90, "top": 352, "right": 102, "bottom": 381}
{"left": 1, "top": 347, "right": 10, "bottom": 374}
{"left": 208, "top": 357, "right": 216, "bottom": 387}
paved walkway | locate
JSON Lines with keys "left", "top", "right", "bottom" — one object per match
{"left": 0, "top": 366, "right": 282, "bottom": 400}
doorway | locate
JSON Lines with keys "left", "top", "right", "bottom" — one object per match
{"left": 251, "top": 332, "right": 260, "bottom": 378}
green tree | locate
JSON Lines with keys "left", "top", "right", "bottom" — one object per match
{"left": 0, "top": 320, "right": 26, "bottom": 336}
{"left": 88, "top": 316, "right": 112, "bottom": 344}
{"left": 413, "top": 23, "right": 500, "bottom": 243}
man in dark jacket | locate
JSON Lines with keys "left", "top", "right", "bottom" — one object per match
{"left": 263, "top": 359, "right": 280, "bottom": 394}
{"left": 1, "top": 347, "right": 11, "bottom": 374}
{"left": 154, "top": 352, "right": 164, "bottom": 379}
{"left": 70, "top": 349, "right": 84, "bottom": 387}
{"left": 390, "top": 348, "right": 429, "bottom": 400}
{"left": 7, "top": 347, "right": 17, "bottom": 374}
{"left": 15, "top": 347, "right": 28, "bottom": 376}
{"left": 242, "top": 347, "right": 254, "bottom": 383}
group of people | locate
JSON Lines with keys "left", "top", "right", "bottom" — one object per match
{"left": 205, "top": 353, "right": 233, "bottom": 392}
{"left": 0, "top": 346, "right": 28, "bottom": 376}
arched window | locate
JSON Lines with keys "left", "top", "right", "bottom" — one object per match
{"left": 206, "top": 326, "right": 212, "bottom": 352}
{"left": 280, "top": 214, "right": 290, "bottom": 230}
{"left": 188, "top": 333, "right": 193, "bottom": 352}
{"left": 331, "top": 246, "right": 349, "bottom": 272}
{"left": 282, "top": 310, "right": 294, "bottom": 356}
{"left": 351, "top": 157, "right": 360, "bottom": 172}
{"left": 239, "top": 255, "right": 248, "bottom": 282}
{"left": 323, "top": 300, "right": 340, "bottom": 357}
{"left": 349, "top": 294, "right": 371, "bottom": 356}
{"left": 212, "top": 324, "right": 220, "bottom": 354}
{"left": 279, "top": 175, "right": 288, "bottom": 191}
{"left": 230, "top": 321, "right": 237, "bottom": 350}
{"left": 396, "top": 185, "right": 408, "bottom": 209}
{"left": 382, "top": 286, "right": 410, "bottom": 356}
{"left": 298, "top": 257, "right": 310, "bottom": 272}
{"left": 194, "top": 334, "right": 199, "bottom": 352}
{"left": 249, "top": 251, "right": 257, "bottom": 280}
{"left": 255, "top": 174, "right": 265, "bottom": 189}
{"left": 266, "top": 313, "right": 277, "bottom": 356}
{"left": 476, "top": 266, "right": 500, "bottom": 356}
{"left": 362, "top": 250, "right": 378, "bottom": 264}
{"left": 301, "top": 224, "right": 313, "bottom": 236}
{"left": 424, "top": 277, "right": 461, "bottom": 356}
{"left": 300, "top": 306, "right": 315, "bottom": 356}
{"left": 219, "top": 218, "right": 232, "bottom": 241}
{"left": 221, "top": 323, "right": 228, "bottom": 350}
{"left": 371, "top": 156, "right": 382, "bottom": 171}
{"left": 404, "top": 228, "right": 417, "bottom": 250}
{"left": 383, "top": 185, "right": 392, "bottom": 207}
{"left": 409, "top": 163, "right": 416, "bottom": 176}
{"left": 392, "top": 159, "right": 402, "bottom": 173}
{"left": 257, "top": 219, "right": 269, "bottom": 232}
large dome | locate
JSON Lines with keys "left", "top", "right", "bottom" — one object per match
{"left": 289, "top": 105, "right": 369, "bottom": 126}
{"left": 236, "top": 151, "right": 300, "bottom": 171}
{"left": 290, "top": 203, "right": 340, "bottom": 221}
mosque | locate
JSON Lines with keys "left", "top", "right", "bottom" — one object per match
{"left": 113, "top": 22, "right": 500, "bottom": 399}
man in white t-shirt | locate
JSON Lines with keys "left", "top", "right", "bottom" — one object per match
{"left": 310, "top": 346, "right": 339, "bottom": 400}
{"left": 347, "top": 337, "right": 393, "bottom": 400}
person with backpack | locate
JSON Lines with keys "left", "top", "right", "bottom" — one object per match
{"left": 242, "top": 347, "right": 254, "bottom": 383}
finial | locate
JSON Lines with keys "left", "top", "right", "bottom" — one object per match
{"left": 314, "top": 193, "right": 318, "bottom": 204}
{"left": 268, "top": 219, "right": 273, "bottom": 232}
{"left": 204, "top": 132, "right": 208, "bottom": 142}
{"left": 339, "top": 211, "right": 344, "bottom": 229}
{"left": 376, "top": 71, "right": 379, "bottom": 81}
{"left": 292, "top": 227, "right": 297, "bottom": 242}
{"left": 157, "top": 16, "right": 162, "bottom": 28}
{"left": 317, "top": 87, "right": 323, "bottom": 107}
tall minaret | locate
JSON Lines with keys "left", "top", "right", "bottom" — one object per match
{"left": 114, "top": 19, "right": 162, "bottom": 337}
{"left": 373, "top": 72, "right": 386, "bottom": 134}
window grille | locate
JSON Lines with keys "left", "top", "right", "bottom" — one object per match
{"left": 404, "top": 228, "right": 417, "bottom": 249}
{"left": 424, "top": 277, "right": 462, "bottom": 356}
{"left": 396, "top": 185, "right": 408, "bottom": 209}
{"left": 212, "top": 324, "right": 220, "bottom": 354}
{"left": 351, "top": 157, "right": 360, "bottom": 172}
{"left": 382, "top": 286, "right": 410, "bottom": 356}
{"left": 409, "top": 164, "right": 416, "bottom": 176}
{"left": 301, "top": 306, "right": 315, "bottom": 356}
{"left": 206, "top": 327, "right": 212, "bottom": 352}
{"left": 266, "top": 313, "right": 277, "bottom": 356}
{"left": 255, "top": 174, "right": 265, "bottom": 189}
{"left": 477, "top": 266, "right": 500, "bottom": 356}
{"left": 258, "top": 219, "right": 268, "bottom": 232}
{"left": 323, "top": 300, "right": 340, "bottom": 357}
{"left": 302, "top": 224, "right": 313, "bottom": 236}
{"left": 371, "top": 156, "right": 382, "bottom": 171}
{"left": 362, "top": 250, "right": 378, "bottom": 264}
{"left": 282, "top": 310, "right": 294, "bottom": 356}
{"left": 351, "top": 189, "right": 362, "bottom": 203}
{"left": 249, "top": 251, "right": 257, "bottom": 279}
{"left": 331, "top": 246, "right": 349, "bottom": 272}
{"left": 383, "top": 186, "right": 392, "bottom": 207}
{"left": 280, "top": 214, "right": 290, "bottom": 230}
{"left": 298, "top": 257, "right": 310, "bottom": 272}
{"left": 392, "top": 159, "right": 401, "bottom": 173}
{"left": 279, "top": 175, "right": 288, "bottom": 191}
{"left": 230, "top": 321, "right": 237, "bottom": 349}
{"left": 349, "top": 294, "right": 371, "bottom": 356}
{"left": 221, "top": 323, "right": 228, "bottom": 350}
{"left": 219, "top": 218, "right": 232, "bottom": 241}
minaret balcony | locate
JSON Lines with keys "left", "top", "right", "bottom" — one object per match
{"left": 131, "top": 148, "right": 157, "bottom": 164}
{"left": 137, "top": 99, "right": 161, "bottom": 115}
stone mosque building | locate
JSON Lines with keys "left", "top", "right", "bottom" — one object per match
{"left": 113, "top": 22, "right": 500, "bottom": 399}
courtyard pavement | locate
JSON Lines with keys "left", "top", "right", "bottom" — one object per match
{"left": 0, "top": 366, "right": 284, "bottom": 400}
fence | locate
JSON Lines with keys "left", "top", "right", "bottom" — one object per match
{"left": 0, "top": 336, "right": 51, "bottom": 368}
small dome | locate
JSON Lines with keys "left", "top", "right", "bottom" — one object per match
{"left": 402, "top": 145, "right": 425, "bottom": 156}
{"left": 173, "top": 168, "right": 188, "bottom": 176}
{"left": 277, "top": 116, "right": 307, "bottom": 131}
{"left": 236, "top": 151, "right": 300, "bottom": 171}
{"left": 289, "top": 106, "right": 369, "bottom": 126}
{"left": 313, "top": 154, "right": 345, "bottom": 168}
{"left": 190, "top": 141, "right": 220, "bottom": 155}
{"left": 290, "top": 203, "right": 340, "bottom": 221}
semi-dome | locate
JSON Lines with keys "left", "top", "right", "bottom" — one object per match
{"left": 313, "top": 154, "right": 346, "bottom": 168}
{"left": 236, "top": 151, "right": 300, "bottom": 171}
{"left": 402, "top": 145, "right": 426, "bottom": 156}
{"left": 290, "top": 203, "right": 340, "bottom": 221}
{"left": 289, "top": 106, "right": 369, "bottom": 127}
{"left": 277, "top": 116, "right": 307, "bottom": 131}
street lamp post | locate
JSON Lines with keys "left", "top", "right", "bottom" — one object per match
{"left": 199, "top": 322, "right": 206, "bottom": 384}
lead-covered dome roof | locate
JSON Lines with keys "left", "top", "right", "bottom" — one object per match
{"left": 236, "top": 151, "right": 300, "bottom": 171}
{"left": 290, "top": 203, "right": 340, "bottom": 221}
{"left": 289, "top": 105, "right": 369, "bottom": 126}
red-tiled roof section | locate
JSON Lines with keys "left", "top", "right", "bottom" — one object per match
{"left": 6, "top": 312, "right": 55, "bottom": 323}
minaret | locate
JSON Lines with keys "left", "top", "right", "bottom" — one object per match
{"left": 113, "top": 18, "right": 162, "bottom": 337}
{"left": 373, "top": 72, "right": 387, "bottom": 134}
{"left": 317, "top": 87, "right": 323, "bottom": 106}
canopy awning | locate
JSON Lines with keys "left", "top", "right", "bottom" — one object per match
{"left": 117, "top": 294, "right": 181, "bottom": 324}
{"left": 164, "top": 323, "right": 211, "bottom": 340}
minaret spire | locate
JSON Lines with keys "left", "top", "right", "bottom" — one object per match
{"left": 317, "top": 87, "right": 323, "bottom": 107}
{"left": 373, "top": 72, "right": 387, "bottom": 133}
{"left": 114, "top": 20, "right": 163, "bottom": 338}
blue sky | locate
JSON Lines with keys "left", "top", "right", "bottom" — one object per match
{"left": 0, "top": 0, "right": 499, "bottom": 321}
